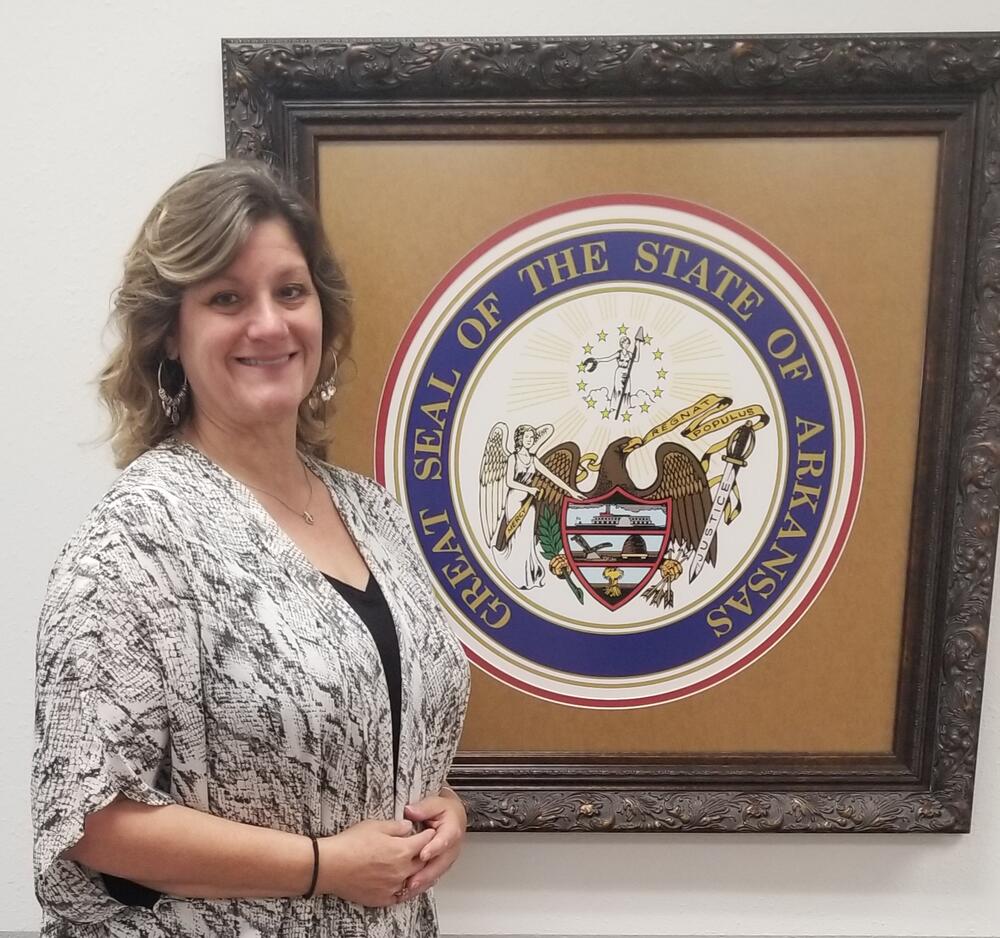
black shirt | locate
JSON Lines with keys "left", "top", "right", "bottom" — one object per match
{"left": 324, "top": 573, "right": 402, "bottom": 778}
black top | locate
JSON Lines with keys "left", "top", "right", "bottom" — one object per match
{"left": 102, "top": 873, "right": 161, "bottom": 909}
{"left": 102, "top": 572, "right": 403, "bottom": 910}
{"left": 324, "top": 572, "right": 403, "bottom": 779}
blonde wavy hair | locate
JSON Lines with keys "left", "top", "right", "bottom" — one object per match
{"left": 99, "top": 159, "right": 352, "bottom": 467}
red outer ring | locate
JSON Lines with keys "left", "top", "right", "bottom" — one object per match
{"left": 375, "top": 194, "right": 865, "bottom": 707}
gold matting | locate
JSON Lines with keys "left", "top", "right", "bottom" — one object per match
{"left": 317, "top": 135, "right": 938, "bottom": 755}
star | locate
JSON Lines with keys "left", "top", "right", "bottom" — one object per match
{"left": 657, "top": 368, "right": 668, "bottom": 380}
{"left": 597, "top": 329, "right": 608, "bottom": 342}
{"left": 640, "top": 402, "right": 651, "bottom": 413}
{"left": 653, "top": 349, "right": 664, "bottom": 360}
{"left": 577, "top": 380, "right": 587, "bottom": 391}
{"left": 622, "top": 412, "right": 632, "bottom": 422}
{"left": 653, "top": 387, "right": 664, "bottom": 398}
{"left": 585, "top": 397, "right": 596, "bottom": 409}
{"left": 583, "top": 343, "right": 593, "bottom": 354}
{"left": 643, "top": 334, "right": 653, "bottom": 345}
{"left": 577, "top": 361, "right": 587, "bottom": 373}
{"left": 601, "top": 408, "right": 611, "bottom": 419}
{"left": 618, "top": 323, "right": 629, "bottom": 336}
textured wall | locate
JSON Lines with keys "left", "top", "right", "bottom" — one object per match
{"left": 4, "top": 0, "right": 1000, "bottom": 934}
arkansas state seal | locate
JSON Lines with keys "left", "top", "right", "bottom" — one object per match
{"left": 376, "top": 196, "right": 864, "bottom": 707}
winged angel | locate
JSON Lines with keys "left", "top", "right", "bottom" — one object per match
{"left": 480, "top": 423, "right": 718, "bottom": 598}
{"left": 479, "top": 423, "right": 583, "bottom": 589}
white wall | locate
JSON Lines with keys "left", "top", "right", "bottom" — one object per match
{"left": 4, "top": 1, "right": 1000, "bottom": 935}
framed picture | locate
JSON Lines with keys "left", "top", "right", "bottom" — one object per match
{"left": 223, "top": 34, "right": 1000, "bottom": 832}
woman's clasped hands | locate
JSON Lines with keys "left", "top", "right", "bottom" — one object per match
{"left": 318, "top": 788, "right": 466, "bottom": 907}
{"left": 401, "top": 787, "right": 467, "bottom": 896}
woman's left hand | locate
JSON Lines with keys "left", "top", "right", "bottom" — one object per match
{"left": 400, "top": 787, "right": 466, "bottom": 896}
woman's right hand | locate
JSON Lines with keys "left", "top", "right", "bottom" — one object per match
{"left": 319, "top": 819, "right": 435, "bottom": 907}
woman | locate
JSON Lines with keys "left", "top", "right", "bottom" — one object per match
{"left": 32, "top": 160, "right": 470, "bottom": 936}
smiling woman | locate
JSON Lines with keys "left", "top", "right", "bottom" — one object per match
{"left": 31, "top": 161, "right": 471, "bottom": 937}
{"left": 172, "top": 220, "right": 326, "bottom": 434}
{"left": 98, "top": 161, "right": 350, "bottom": 467}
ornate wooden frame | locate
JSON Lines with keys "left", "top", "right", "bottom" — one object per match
{"left": 223, "top": 34, "right": 1000, "bottom": 832}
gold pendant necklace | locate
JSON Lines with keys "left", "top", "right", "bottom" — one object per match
{"left": 244, "top": 460, "right": 315, "bottom": 525}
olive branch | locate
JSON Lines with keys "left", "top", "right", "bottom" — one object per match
{"left": 538, "top": 505, "right": 584, "bottom": 604}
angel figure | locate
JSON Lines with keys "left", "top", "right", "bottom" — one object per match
{"left": 480, "top": 422, "right": 583, "bottom": 590}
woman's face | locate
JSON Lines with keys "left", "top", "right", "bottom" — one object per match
{"left": 519, "top": 428, "right": 536, "bottom": 451}
{"left": 172, "top": 218, "right": 323, "bottom": 435}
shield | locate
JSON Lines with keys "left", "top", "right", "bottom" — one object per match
{"left": 560, "top": 486, "right": 672, "bottom": 610}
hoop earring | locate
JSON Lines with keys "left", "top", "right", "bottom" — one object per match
{"left": 309, "top": 349, "right": 339, "bottom": 411}
{"left": 158, "top": 359, "right": 189, "bottom": 426}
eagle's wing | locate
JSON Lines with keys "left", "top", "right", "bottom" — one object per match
{"left": 479, "top": 423, "right": 510, "bottom": 543}
{"left": 530, "top": 442, "right": 581, "bottom": 540}
{"left": 639, "top": 442, "right": 716, "bottom": 565}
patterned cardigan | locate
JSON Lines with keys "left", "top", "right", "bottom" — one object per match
{"left": 32, "top": 439, "right": 470, "bottom": 937}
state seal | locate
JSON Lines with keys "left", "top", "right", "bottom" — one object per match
{"left": 376, "top": 196, "right": 864, "bottom": 707}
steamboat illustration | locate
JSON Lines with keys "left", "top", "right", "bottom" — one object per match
{"left": 583, "top": 505, "right": 658, "bottom": 529}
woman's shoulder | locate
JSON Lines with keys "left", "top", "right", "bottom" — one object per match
{"left": 46, "top": 441, "right": 208, "bottom": 580}
{"left": 77, "top": 441, "right": 202, "bottom": 531}
{"left": 40, "top": 441, "right": 225, "bottom": 644}
{"left": 307, "top": 458, "right": 417, "bottom": 543}
{"left": 309, "top": 457, "right": 398, "bottom": 509}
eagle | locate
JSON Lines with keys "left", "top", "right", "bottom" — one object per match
{"left": 479, "top": 425, "right": 716, "bottom": 567}
{"left": 539, "top": 435, "right": 716, "bottom": 567}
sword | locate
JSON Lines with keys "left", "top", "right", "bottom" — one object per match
{"left": 688, "top": 422, "right": 756, "bottom": 583}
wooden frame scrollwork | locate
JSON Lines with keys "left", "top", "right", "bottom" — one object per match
{"left": 223, "top": 34, "right": 1000, "bottom": 832}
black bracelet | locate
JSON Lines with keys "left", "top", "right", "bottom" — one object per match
{"left": 303, "top": 834, "right": 320, "bottom": 899}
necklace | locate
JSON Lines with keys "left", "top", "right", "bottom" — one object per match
{"left": 243, "top": 459, "right": 316, "bottom": 525}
